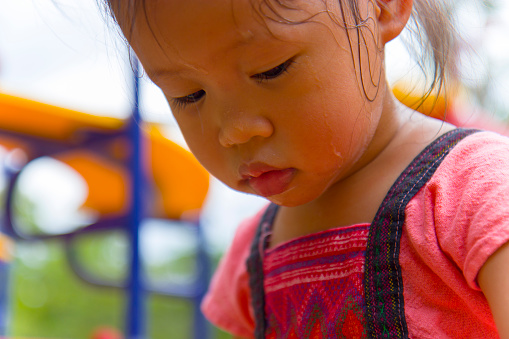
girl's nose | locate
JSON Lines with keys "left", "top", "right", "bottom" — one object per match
{"left": 218, "top": 113, "right": 274, "bottom": 147}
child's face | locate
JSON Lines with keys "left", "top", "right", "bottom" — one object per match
{"left": 122, "top": 0, "right": 387, "bottom": 207}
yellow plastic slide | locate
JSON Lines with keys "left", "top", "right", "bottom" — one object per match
{"left": 0, "top": 92, "right": 209, "bottom": 220}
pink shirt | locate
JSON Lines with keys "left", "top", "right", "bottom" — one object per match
{"left": 202, "top": 131, "right": 509, "bottom": 338}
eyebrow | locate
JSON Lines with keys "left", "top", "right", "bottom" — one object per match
{"left": 146, "top": 32, "right": 257, "bottom": 82}
{"left": 146, "top": 68, "right": 182, "bottom": 82}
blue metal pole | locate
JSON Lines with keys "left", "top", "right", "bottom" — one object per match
{"left": 126, "top": 58, "right": 145, "bottom": 339}
{"left": 193, "top": 220, "right": 211, "bottom": 339}
{"left": 0, "top": 156, "right": 20, "bottom": 337}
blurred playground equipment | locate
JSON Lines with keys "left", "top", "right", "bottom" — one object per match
{"left": 0, "top": 65, "right": 211, "bottom": 338}
{"left": 392, "top": 83, "right": 509, "bottom": 136}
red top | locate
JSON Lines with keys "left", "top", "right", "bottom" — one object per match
{"left": 202, "top": 131, "right": 509, "bottom": 338}
{"left": 263, "top": 224, "right": 369, "bottom": 338}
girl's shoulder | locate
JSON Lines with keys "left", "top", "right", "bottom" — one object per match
{"left": 407, "top": 129, "right": 509, "bottom": 288}
{"left": 200, "top": 206, "right": 268, "bottom": 338}
{"left": 436, "top": 129, "right": 509, "bottom": 179}
{"left": 414, "top": 129, "right": 509, "bottom": 218}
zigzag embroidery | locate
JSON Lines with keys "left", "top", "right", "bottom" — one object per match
{"left": 264, "top": 225, "right": 369, "bottom": 338}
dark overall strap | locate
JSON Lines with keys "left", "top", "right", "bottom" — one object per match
{"left": 364, "top": 128, "right": 478, "bottom": 338}
{"left": 247, "top": 128, "right": 478, "bottom": 339}
{"left": 247, "top": 203, "right": 279, "bottom": 339}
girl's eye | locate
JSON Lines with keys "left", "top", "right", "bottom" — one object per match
{"left": 171, "top": 90, "right": 206, "bottom": 109}
{"left": 252, "top": 59, "right": 293, "bottom": 82}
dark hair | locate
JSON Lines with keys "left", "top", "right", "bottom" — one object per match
{"left": 403, "top": 0, "right": 458, "bottom": 115}
{"left": 99, "top": 0, "right": 458, "bottom": 113}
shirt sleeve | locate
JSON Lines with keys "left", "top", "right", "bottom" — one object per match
{"left": 431, "top": 131, "right": 509, "bottom": 290}
{"left": 201, "top": 207, "right": 267, "bottom": 338}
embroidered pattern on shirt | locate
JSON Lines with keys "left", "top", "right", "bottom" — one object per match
{"left": 263, "top": 224, "right": 369, "bottom": 339}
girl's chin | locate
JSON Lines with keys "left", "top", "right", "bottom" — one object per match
{"left": 262, "top": 187, "right": 320, "bottom": 208}
{"left": 232, "top": 177, "right": 325, "bottom": 207}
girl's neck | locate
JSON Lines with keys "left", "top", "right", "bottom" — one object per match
{"left": 269, "top": 95, "right": 455, "bottom": 249}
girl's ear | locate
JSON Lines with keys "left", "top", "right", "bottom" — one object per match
{"left": 375, "top": 0, "right": 413, "bottom": 44}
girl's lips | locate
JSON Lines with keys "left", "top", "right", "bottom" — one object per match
{"left": 241, "top": 166, "right": 296, "bottom": 197}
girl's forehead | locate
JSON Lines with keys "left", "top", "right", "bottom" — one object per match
{"left": 128, "top": 0, "right": 268, "bottom": 38}
{"left": 123, "top": 0, "right": 321, "bottom": 44}
{"left": 126, "top": 1, "right": 264, "bottom": 56}
{"left": 124, "top": 0, "right": 317, "bottom": 75}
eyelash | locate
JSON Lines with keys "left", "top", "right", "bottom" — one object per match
{"left": 171, "top": 90, "right": 205, "bottom": 110}
{"left": 251, "top": 58, "right": 294, "bottom": 82}
{"left": 171, "top": 59, "right": 294, "bottom": 109}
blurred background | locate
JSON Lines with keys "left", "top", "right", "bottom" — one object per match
{"left": 0, "top": 0, "right": 508, "bottom": 338}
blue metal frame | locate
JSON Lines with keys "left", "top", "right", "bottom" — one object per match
{"left": 126, "top": 59, "right": 146, "bottom": 338}
{"left": 0, "top": 59, "right": 211, "bottom": 339}
{"left": 0, "top": 156, "right": 19, "bottom": 337}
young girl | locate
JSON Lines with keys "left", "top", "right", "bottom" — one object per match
{"left": 102, "top": 0, "right": 509, "bottom": 337}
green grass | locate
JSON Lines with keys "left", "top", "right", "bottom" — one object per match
{"left": 10, "top": 240, "right": 124, "bottom": 338}
{"left": 8, "top": 240, "right": 233, "bottom": 339}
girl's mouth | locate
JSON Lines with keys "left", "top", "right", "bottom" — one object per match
{"left": 240, "top": 164, "right": 296, "bottom": 197}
